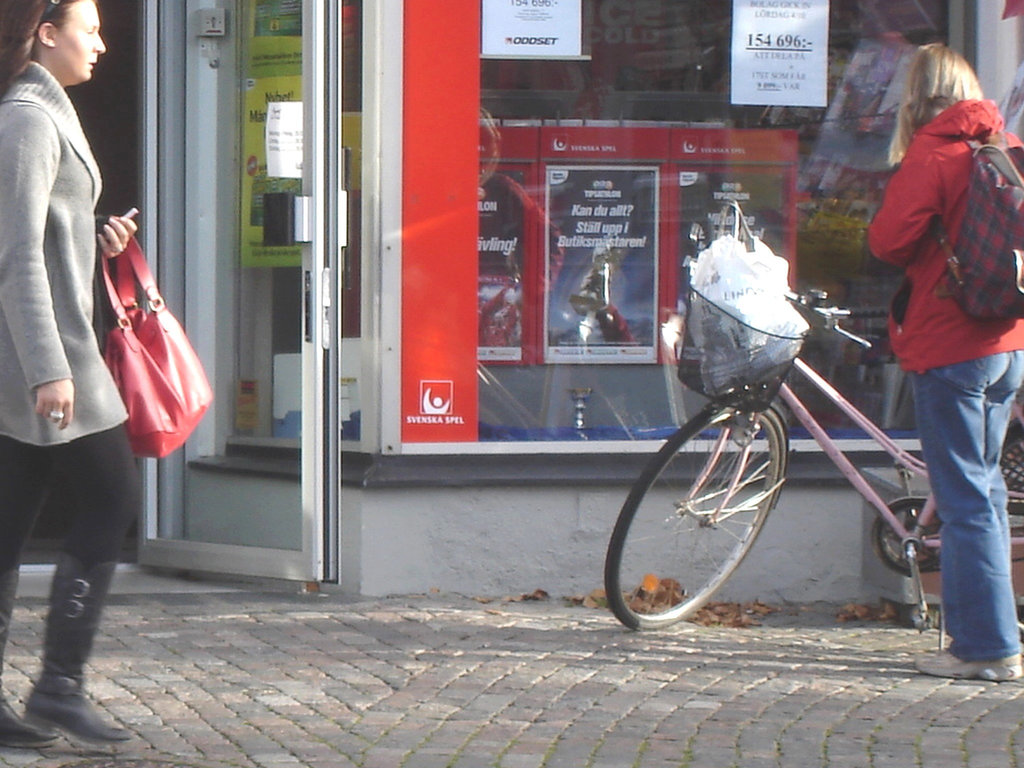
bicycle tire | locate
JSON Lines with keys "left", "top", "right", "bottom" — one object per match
{"left": 604, "top": 403, "right": 789, "bottom": 630}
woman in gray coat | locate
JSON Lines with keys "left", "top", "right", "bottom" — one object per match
{"left": 0, "top": 0, "right": 140, "bottom": 746}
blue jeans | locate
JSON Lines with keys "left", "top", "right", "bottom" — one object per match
{"left": 911, "top": 351, "right": 1024, "bottom": 661}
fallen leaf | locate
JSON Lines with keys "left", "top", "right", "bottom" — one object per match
{"left": 836, "top": 600, "right": 901, "bottom": 623}
{"left": 745, "top": 600, "right": 775, "bottom": 616}
{"left": 567, "top": 588, "right": 607, "bottom": 609}
{"left": 691, "top": 601, "right": 777, "bottom": 628}
{"left": 503, "top": 588, "right": 550, "bottom": 603}
{"left": 625, "top": 577, "right": 684, "bottom": 615}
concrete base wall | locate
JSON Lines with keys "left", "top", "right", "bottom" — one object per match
{"left": 339, "top": 483, "right": 882, "bottom": 603}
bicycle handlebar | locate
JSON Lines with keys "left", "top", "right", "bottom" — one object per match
{"left": 786, "top": 289, "right": 874, "bottom": 349}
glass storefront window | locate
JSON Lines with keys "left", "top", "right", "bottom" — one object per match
{"left": 235, "top": 0, "right": 305, "bottom": 445}
{"left": 340, "top": 0, "right": 363, "bottom": 443}
{"left": 476, "top": 0, "right": 948, "bottom": 441}
{"left": 232, "top": 0, "right": 361, "bottom": 446}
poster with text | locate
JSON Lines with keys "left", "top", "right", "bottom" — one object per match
{"left": 544, "top": 166, "right": 658, "bottom": 364}
{"left": 481, "top": 0, "right": 584, "bottom": 59}
{"left": 731, "top": 0, "right": 830, "bottom": 107}
{"left": 479, "top": 167, "right": 531, "bottom": 361}
{"left": 240, "top": 0, "right": 303, "bottom": 268}
{"left": 669, "top": 128, "right": 798, "bottom": 309}
{"left": 676, "top": 169, "right": 793, "bottom": 311}
{"left": 249, "top": 0, "right": 302, "bottom": 77}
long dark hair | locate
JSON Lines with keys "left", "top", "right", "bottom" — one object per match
{"left": 0, "top": 0, "right": 82, "bottom": 98}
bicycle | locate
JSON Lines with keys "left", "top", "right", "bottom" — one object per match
{"left": 603, "top": 285, "right": 1024, "bottom": 633}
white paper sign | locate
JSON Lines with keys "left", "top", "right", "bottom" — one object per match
{"left": 730, "top": 0, "right": 830, "bottom": 107}
{"left": 481, "top": 0, "right": 583, "bottom": 59}
{"left": 266, "top": 101, "right": 304, "bottom": 179}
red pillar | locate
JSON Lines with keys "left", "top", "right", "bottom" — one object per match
{"left": 401, "top": 0, "right": 480, "bottom": 442}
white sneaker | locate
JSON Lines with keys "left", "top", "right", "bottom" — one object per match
{"left": 915, "top": 650, "right": 1023, "bottom": 681}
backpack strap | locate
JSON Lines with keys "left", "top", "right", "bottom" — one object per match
{"left": 975, "top": 143, "right": 1024, "bottom": 188}
{"left": 931, "top": 217, "right": 962, "bottom": 293}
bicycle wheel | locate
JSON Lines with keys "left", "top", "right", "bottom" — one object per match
{"left": 604, "top": 403, "right": 789, "bottom": 630}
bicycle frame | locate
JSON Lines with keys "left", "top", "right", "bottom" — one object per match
{"left": 778, "top": 356, "right": 1024, "bottom": 552}
{"left": 779, "top": 358, "right": 931, "bottom": 546}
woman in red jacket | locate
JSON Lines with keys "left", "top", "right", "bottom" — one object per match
{"left": 868, "top": 43, "right": 1024, "bottom": 681}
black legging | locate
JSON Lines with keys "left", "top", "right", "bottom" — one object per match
{"left": 0, "top": 425, "right": 140, "bottom": 571}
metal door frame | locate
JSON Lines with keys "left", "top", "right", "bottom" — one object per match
{"left": 136, "top": 0, "right": 340, "bottom": 582}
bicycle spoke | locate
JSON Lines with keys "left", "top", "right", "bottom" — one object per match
{"left": 690, "top": 479, "right": 786, "bottom": 522}
{"left": 680, "top": 467, "right": 783, "bottom": 522}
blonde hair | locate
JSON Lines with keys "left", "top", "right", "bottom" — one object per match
{"left": 888, "top": 43, "right": 984, "bottom": 165}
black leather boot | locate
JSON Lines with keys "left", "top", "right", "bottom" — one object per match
{"left": 0, "top": 569, "right": 58, "bottom": 747}
{"left": 24, "top": 555, "right": 129, "bottom": 744}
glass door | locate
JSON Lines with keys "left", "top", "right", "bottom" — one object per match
{"left": 137, "top": 0, "right": 344, "bottom": 582}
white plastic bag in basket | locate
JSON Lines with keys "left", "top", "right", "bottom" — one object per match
{"left": 691, "top": 234, "right": 807, "bottom": 338}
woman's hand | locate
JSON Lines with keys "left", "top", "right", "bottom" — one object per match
{"left": 35, "top": 378, "right": 75, "bottom": 430}
{"left": 97, "top": 210, "right": 138, "bottom": 258}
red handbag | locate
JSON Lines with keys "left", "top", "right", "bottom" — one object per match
{"left": 102, "top": 238, "right": 212, "bottom": 457}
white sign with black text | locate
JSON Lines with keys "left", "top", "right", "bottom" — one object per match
{"left": 481, "top": 0, "right": 583, "bottom": 60}
{"left": 265, "top": 101, "right": 304, "bottom": 179}
{"left": 730, "top": 0, "right": 830, "bottom": 107}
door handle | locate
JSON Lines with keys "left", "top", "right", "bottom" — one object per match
{"left": 320, "top": 267, "right": 332, "bottom": 350}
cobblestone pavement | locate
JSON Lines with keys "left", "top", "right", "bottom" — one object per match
{"left": 0, "top": 574, "right": 1019, "bottom": 768}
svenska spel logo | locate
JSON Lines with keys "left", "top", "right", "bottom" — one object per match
{"left": 420, "top": 380, "right": 454, "bottom": 416}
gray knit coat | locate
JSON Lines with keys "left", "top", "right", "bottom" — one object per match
{"left": 0, "top": 63, "right": 127, "bottom": 444}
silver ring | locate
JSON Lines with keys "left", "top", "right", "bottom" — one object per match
{"left": 48, "top": 410, "right": 64, "bottom": 421}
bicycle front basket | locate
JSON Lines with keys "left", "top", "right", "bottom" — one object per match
{"left": 677, "top": 288, "right": 805, "bottom": 408}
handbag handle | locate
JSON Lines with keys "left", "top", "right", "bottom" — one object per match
{"left": 102, "top": 238, "right": 166, "bottom": 328}
{"left": 718, "top": 199, "right": 756, "bottom": 250}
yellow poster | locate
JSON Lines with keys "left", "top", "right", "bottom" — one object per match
{"left": 240, "top": 0, "right": 303, "bottom": 267}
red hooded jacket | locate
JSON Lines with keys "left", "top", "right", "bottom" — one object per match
{"left": 867, "top": 99, "right": 1024, "bottom": 373}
